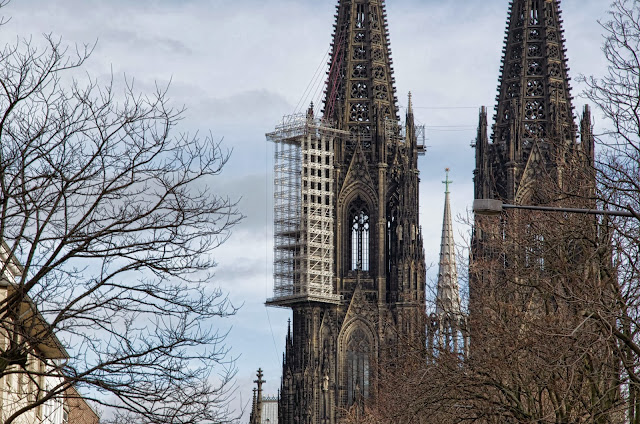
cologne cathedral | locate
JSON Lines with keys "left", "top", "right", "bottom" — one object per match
{"left": 266, "top": 0, "right": 426, "bottom": 422}
{"left": 261, "top": 0, "right": 600, "bottom": 423}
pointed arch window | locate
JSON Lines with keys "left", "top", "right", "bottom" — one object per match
{"left": 355, "top": 4, "right": 366, "bottom": 29}
{"left": 350, "top": 200, "right": 370, "bottom": 271}
{"left": 386, "top": 204, "right": 398, "bottom": 274}
{"left": 347, "top": 328, "right": 370, "bottom": 406}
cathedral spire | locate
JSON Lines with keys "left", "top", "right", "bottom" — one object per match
{"left": 580, "top": 104, "right": 594, "bottom": 167}
{"left": 494, "top": 0, "right": 576, "bottom": 156}
{"left": 324, "top": 0, "right": 399, "bottom": 136}
{"left": 436, "top": 169, "right": 461, "bottom": 317}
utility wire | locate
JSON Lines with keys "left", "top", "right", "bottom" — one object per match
{"left": 265, "top": 137, "right": 281, "bottom": 369}
{"left": 294, "top": 48, "right": 330, "bottom": 116}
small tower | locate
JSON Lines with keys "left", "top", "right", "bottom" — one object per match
{"left": 429, "top": 169, "right": 467, "bottom": 357}
{"left": 249, "top": 369, "right": 266, "bottom": 424}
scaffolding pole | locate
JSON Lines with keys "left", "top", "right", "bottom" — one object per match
{"left": 266, "top": 114, "right": 347, "bottom": 306}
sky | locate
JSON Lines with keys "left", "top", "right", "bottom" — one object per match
{"left": 0, "top": 0, "right": 613, "bottom": 420}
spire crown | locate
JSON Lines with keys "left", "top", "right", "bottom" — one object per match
{"left": 494, "top": 0, "right": 576, "bottom": 153}
{"left": 324, "top": 0, "right": 399, "bottom": 136}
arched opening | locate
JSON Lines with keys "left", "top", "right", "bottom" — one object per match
{"left": 346, "top": 327, "right": 370, "bottom": 406}
{"left": 349, "top": 199, "right": 370, "bottom": 271}
{"left": 386, "top": 203, "right": 398, "bottom": 276}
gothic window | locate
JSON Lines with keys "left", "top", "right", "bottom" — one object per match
{"left": 373, "top": 84, "right": 388, "bottom": 100}
{"left": 372, "top": 48, "right": 383, "bottom": 62}
{"left": 387, "top": 206, "right": 398, "bottom": 274}
{"left": 510, "top": 46, "right": 522, "bottom": 61}
{"left": 350, "top": 200, "right": 370, "bottom": 271}
{"left": 353, "top": 45, "right": 366, "bottom": 60}
{"left": 369, "top": 6, "right": 379, "bottom": 29}
{"left": 526, "top": 59, "right": 543, "bottom": 76}
{"left": 549, "top": 62, "right": 562, "bottom": 78}
{"left": 524, "top": 100, "right": 545, "bottom": 120}
{"left": 525, "top": 79, "right": 543, "bottom": 97}
{"left": 529, "top": 28, "right": 542, "bottom": 40}
{"left": 525, "top": 224, "right": 545, "bottom": 271}
{"left": 545, "top": 3, "right": 556, "bottom": 27}
{"left": 347, "top": 328, "right": 370, "bottom": 406}
{"left": 351, "top": 82, "right": 368, "bottom": 99}
{"left": 527, "top": 44, "right": 541, "bottom": 58}
{"left": 372, "top": 65, "right": 385, "bottom": 80}
{"left": 529, "top": 0, "right": 540, "bottom": 25}
{"left": 523, "top": 122, "right": 545, "bottom": 138}
{"left": 352, "top": 63, "right": 367, "bottom": 79}
{"left": 508, "top": 62, "right": 522, "bottom": 80}
{"left": 355, "top": 4, "right": 365, "bottom": 29}
{"left": 515, "top": 3, "right": 525, "bottom": 27}
{"left": 514, "top": 29, "right": 523, "bottom": 43}
{"left": 350, "top": 103, "right": 370, "bottom": 122}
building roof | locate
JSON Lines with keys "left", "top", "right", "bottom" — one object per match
{"left": 0, "top": 241, "right": 68, "bottom": 360}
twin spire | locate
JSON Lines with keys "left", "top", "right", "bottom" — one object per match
{"left": 324, "top": 0, "right": 399, "bottom": 136}
{"left": 475, "top": 0, "right": 584, "bottom": 203}
{"left": 494, "top": 0, "right": 575, "bottom": 154}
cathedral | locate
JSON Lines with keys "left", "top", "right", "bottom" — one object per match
{"left": 266, "top": 0, "right": 426, "bottom": 422}
{"left": 260, "top": 0, "right": 600, "bottom": 423}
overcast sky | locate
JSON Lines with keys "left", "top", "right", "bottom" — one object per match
{"left": 0, "top": 0, "right": 613, "bottom": 419}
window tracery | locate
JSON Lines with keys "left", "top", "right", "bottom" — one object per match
{"left": 350, "top": 199, "right": 370, "bottom": 271}
{"left": 346, "top": 327, "right": 370, "bottom": 406}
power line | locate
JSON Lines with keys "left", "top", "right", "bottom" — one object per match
{"left": 400, "top": 105, "right": 480, "bottom": 110}
{"left": 426, "top": 125, "right": 476, "bottom": 128}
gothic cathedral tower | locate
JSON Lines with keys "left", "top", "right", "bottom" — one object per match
{"left": 267, "top": 1, "right": 426, "bottom": 422}
{"left": 474, "top": 0, "right": 594, "bottom": 205}
{"left": 470, "top": 2, "right": 613, "bottom": 419}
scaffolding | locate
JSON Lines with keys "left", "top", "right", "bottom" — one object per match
{"left": 266, "top": 114, "right": 348, "bottom": 306}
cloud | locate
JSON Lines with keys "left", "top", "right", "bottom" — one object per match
{"left": 0, "top": 0, "right": 616, "bottom": 419}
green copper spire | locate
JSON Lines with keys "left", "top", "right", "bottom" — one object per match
{"left": 443, "top": 167, "right": 453, "bottom": 194}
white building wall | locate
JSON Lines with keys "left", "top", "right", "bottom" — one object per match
{"left": 0, "top": 246, "right": 67, "bottom": 424}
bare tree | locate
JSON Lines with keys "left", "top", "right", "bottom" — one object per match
{"left": 348, "top": 2, "right": 640, "bottom": 422}
{"left": 0, "top": 7, "right": 241, "bottom": 424}
{"left": 354, "top": 150, "right": 626, "bottom": 424}
{"left": 581, "top": 1, "right": 640, "bottom": 422}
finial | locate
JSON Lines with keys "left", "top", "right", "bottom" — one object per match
{"left": 407, "top": 91, "right": 413, "bottom": 113}
{"left": 443, "top": 168, "right": 453, "bottom": 194}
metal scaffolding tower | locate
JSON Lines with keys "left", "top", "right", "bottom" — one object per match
{"left": 266, "top": 114, "right": 348, "bottom": 306}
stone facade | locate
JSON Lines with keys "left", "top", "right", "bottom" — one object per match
{"left": 274, "top": 1, "right": 427, "bottom": 422}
